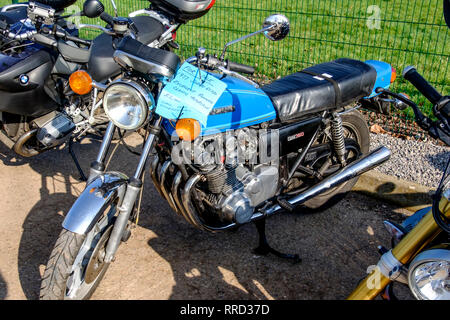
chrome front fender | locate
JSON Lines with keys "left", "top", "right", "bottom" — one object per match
{"left": 62, "top": 172, "right": 129, "bottom": 235}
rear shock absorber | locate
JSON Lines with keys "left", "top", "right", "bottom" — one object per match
{"left": 331, "top": 112, "right": 346, "bottom": 166}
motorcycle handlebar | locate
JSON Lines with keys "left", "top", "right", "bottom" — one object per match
{"left": 100, "top": 11, "right": 115, "bottom": 26}
{"left": 3, "top": 30, "right": 37, "bottom": 41}
{"left": 226, "top": 60, "right": 255, "bottom": 75}
{"left": 402, "top": 66, "right": 442, "bottom": 105}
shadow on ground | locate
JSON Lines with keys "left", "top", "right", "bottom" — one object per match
{"left": 0, "top": 272, "right": 6, "bottom": 300}
{"left": 0, "top": 138, "right": 101, "bottom": 299}
{"left": 1, "top": 135, "right": 411, "bottom": 300}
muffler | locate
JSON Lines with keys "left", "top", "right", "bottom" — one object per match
{"left": 264, "top": 146, "right": 391, "bottom": 215}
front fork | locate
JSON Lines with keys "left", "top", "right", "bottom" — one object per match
{"left": 347, "top": 194, "right": 450, "bottom": 300}
{"left": 87, "top": 117, "right": 162, "bottom": 263}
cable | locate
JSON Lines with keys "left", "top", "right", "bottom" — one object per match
{"left": 118, "top": 129, "right": 142, "bottom": 156}
{"left": 0, "top": 20, "right": 26, "bottom": 51}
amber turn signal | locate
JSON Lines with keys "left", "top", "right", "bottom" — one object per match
{"left": 69, "top": 70, "right": 92, "bottom": 95}
{"left": 175, "top": 118, "right": 201, "bottom": 141}
{"left": 390, "top": 67, "right": 397, "bottom": 83}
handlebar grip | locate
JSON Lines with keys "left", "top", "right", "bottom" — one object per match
{"left": 100, "top": 12, "right": 114, "bottom": 26}
{"left": 65, "top": 34, "right": 91, "bottom": 46}
{"left": 227, "top": 61, "right": 255, "bottom": 75}
{"left": 402, "top": 66, "right": 442, "bottom": 105}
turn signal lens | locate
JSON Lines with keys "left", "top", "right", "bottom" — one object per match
{"left": 69, "top": 70, "right": 92, "bottom": 95}
{"left": 175, "top": 118, "right": 201, "bottom": 141}
{"left": 391, "top": 67, "right": 397, "bottom": 83}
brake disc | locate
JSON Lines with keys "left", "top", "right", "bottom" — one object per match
{"left": 84, "top": 225, "right": 113, "bottom": 284}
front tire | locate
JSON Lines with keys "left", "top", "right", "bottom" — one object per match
{"left": 40, "top": 207, "right": 116, "bottom": 300}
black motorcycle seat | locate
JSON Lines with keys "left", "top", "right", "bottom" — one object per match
{"left": 88, "top": 15, "right": 166, "bottom": 82}
{"left": 115, "top": 36, "right": 180, "bottom": 77}
{"left": 261, "top": 58, "right": 377, "bottom": 123}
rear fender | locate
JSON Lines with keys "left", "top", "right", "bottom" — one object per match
{"left": 365, "top": 60, "right": 393, "bottom": 98}
{"left": 62, "top": 172, "right": 128, "bottom": 235}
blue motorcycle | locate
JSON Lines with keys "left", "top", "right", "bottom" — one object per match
{"left": 40, "top": 7, "right": 394, "bottom": 300}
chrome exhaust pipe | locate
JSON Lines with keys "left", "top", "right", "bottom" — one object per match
{"left": 264, "top": 146, "right": 391, "bottom": 215}
{"left": 159, "top": 160, "right": 180, "bottom": 214}
{"left": 172, "top": 170, "right": 194, "bottom": 223}
{"left": 181, "top": 173, "right": 205, "bottom": 230}
{"left": 13, "top": 129, "right": 41, "bottom": 157}
{"left": 150, "top": 155, "right": 164, "bottom": 197}
{"left": 179, "top": 146, "right": 390, "bottom": 231}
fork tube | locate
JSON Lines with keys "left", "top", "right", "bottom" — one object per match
{"left": 347, "top": 195, "right": 450, "bottom": 300}
{"left": 88, "top": 122, "right": 116, "bottom": 183}
{"left": 134, "top": 117, "right": 162, "bottom": 179}
{"left": 96, "top": 121, "right": 116, "bottom": 164}
{"left": 104, "top": 117, "right": 162, "bottom": 263}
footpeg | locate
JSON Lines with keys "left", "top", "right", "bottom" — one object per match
{"left": 277, "top": 197, "right": 294, "bottom": 212}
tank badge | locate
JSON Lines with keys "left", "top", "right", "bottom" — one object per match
{"left": 19, "top": 74, "right": 29, "bottom": 86}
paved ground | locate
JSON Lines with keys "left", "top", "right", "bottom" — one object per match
{"left": 0, "top": 134, "right": 420, "bottom": 300}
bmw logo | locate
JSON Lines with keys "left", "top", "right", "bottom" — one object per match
{"left": 19, "top": 74, "right": 29, "bottom": 85}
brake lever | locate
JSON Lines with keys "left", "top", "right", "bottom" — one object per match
{"left": 375, "top": 87, "right": 433, "bottom": 131}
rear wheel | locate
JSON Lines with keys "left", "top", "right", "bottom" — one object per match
{"left": 40, "top": 202, "right": 117, "bottom": 300}
{"left": 303, "top": 110, "right": 370, "bottom": 210}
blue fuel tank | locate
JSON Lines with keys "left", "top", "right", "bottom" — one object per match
{"left": 162, "top": 74, "right": 277, "bottom": 137}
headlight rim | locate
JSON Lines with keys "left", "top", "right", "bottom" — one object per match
{"left": 103, "top": 79, "right": 155, "bottom": 130}
{"left": 407, "top": 247, "right": 450, "bottom": 300}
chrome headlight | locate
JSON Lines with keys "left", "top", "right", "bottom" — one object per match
{"left": 103, "top": 80, "right": 154, "bottom": 130}
{"left": 407, "top": 248, "right": 450, "bottom": 300}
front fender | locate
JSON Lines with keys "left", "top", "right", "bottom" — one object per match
{"left": 62, "top": 172, "right": 128, "bottom": 235}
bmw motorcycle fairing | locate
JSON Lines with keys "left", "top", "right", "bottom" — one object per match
{"left": 0, "top": 45, "right": 58, "bottom": 117}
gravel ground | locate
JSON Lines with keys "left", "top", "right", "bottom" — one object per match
{"left": 369, "top": 132, "right": 450, "bottom": 188}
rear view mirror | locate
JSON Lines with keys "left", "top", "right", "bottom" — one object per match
{"left": 262, "top": 14, "right": 290, "bottom": 41}
{"left": 83, "top": 0, "right": 105, "bottom": 18}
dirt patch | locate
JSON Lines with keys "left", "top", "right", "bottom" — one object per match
{"left": 0, "top": 134, "right": 413, "bottom": 300}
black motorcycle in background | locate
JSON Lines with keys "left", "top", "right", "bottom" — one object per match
{"left": 0, "top": 0, "right": 183, "bottom": 173}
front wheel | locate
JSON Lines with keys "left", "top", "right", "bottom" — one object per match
{"left": 40, "top": 204, "right": 117, "bottom": 300}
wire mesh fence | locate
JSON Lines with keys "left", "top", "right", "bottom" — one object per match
{"left": 4, "top": 0, "right": 449, "bottom": 137}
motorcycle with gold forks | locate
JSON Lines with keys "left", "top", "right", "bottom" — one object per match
{"left": 40, "top": 10, "right": 396, "bottom": 300}
{"left": 347, "top": 69, "right": 450, "bottom": 301}
{"left": 347, "top": 2, "right": 450, "bottom": 299}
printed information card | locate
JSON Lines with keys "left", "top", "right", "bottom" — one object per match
{"left": 155, "top": 62, "right": 228, "bottom": 126}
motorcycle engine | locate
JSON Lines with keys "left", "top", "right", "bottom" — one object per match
{"left": 32, "top": 111, "right": 75, "bottom": 148}
{"left": 203, "top": 163, "right": 278, "bottom": 224}
{"left": 192, "top": 131, "right": 279, "bottom": 225}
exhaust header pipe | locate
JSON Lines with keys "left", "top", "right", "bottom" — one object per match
{"left": 264, "top": 146, "right": 391, "bottom": 216}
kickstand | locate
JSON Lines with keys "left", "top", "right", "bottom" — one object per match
{"left": 68, "top": 137, "right": 87, "bottom": 182}
{"left": 253, "top": 217, "right": 301, "bottom": 264}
